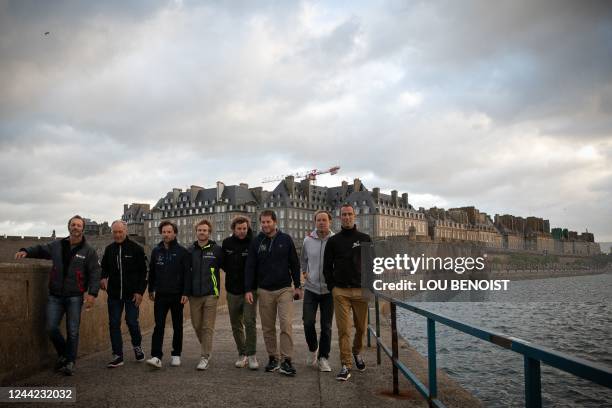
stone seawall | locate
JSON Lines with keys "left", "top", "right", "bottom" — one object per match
{"left": 0, "top": 263, "right": 227, "bottom": 384}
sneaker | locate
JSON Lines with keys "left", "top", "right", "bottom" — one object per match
{"left": 235, "top": 355, "right": 247, "bottom": 368}
{"left": 196, "top": 357, "right": 209, "bottom": 370}
{"left": 306, "top": 348, "right": 318, "bottom": 367}
{"left": 54, "top": 356, "right": 67, "bottom": 372}
{"left": 107, "top": 355, "right": 124, "bottom": 368}
{"left": 318, "top": 357, "right": 332, "bottom": 372}
{"left": 248, "top": 355, "right": 259, "bottom": 370}
{"left": 61, "top": 362, "right": 75, "bottom": 376}
{"left": 336, "top": 365, "right": 351, "bottom": 381}
{"left": 134, "top": 346, "right": 145, "bottom": 362}
{"left": 353, "top": 354, "right": 366, "bottom": 372}
{"left": 170, "top": 356, "right": 181, "bottom": 367}
{"left": 146, "top": 357, "right": 162, "bottom": 369}
{"left": 265, "top": 356, "right": 279, "bottom": 372}
{"left": 279, "top": 359, "right": 296, "bottom": 376}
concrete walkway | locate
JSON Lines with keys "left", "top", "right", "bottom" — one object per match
{"left": 13, "top": 302, "right": 471, "bottom": 407}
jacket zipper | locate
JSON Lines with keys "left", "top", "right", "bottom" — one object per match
{"left": 118, "top": 245, "right": 123, "bottom": 299}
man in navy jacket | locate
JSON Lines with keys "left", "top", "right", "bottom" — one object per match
{"left": 145, "top": 221, "right": 189, "bottom": 369}
{"left": 245, "top": 210, "right": 301, "bottom": 376}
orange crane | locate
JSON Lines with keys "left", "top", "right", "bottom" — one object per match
{"left": 262, "top": 166, "right": 340, "bottom": 184}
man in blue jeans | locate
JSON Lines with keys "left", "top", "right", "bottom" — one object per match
{"left": 100, "top": 220, "right": 148, "bottom": 368}
{"left": 15, "top": 215, "right": 101, "bottom": 376}
{"left": 301, "top": 210, "right": 334, "bottom": 372}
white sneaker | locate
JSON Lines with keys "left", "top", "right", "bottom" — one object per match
{"left": 306, "top": 347, "right": 318, "bottom": 367}
{"left": 247, "top": 355, "right": 259, "bottom": 370}
{"left": 318, "top": 357, "right": 332, "bottom": 372}
{"left": 146, "top": 357, "right": 162, "bottom": 369}
{"left": 196, "top": 357, "right": 209, "bottom": 370}
{"left": 170, "top": 356, "right": 181, "bottom": 367}
{"left": 235, "top": 355, "right": 247, "bottom": 368}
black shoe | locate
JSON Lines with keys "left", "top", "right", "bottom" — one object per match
{"left": 353, "top": 354, "right": 366, "bottom": 372}
{"left": 107, "top": 355, "right": 124, "bottom": 368}
{"left": 61, "top": 362, "right": 75, "bottom": 376}
{"left": 279, "top": 359, "right": 296, "bottom": 376}
{"left": 54, "top": 356, "right": 67, "bottom": 372}
{"left": 336, "top": 365, "right": 351, "bottom": 381}
{"left": 134, "top": 346, "right": 145, "bottom": 362}
{"left": 265, "top": 356, "right": 279, "bottom": 372}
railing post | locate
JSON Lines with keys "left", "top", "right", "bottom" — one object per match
{"left": 391, "top": 302, "right": 399, "bottom": 395}
{"left": 427, "top": 318, "right": 438, "bottom": 401}
{"left": 375, "top": 295, "right": 381, "bottom": 365}
{"left": 524, "top": 356, "right": 542, "bottom": 408}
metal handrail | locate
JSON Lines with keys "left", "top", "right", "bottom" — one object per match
{"left": 367, "top": 290, "right": 612, "bottom": 408}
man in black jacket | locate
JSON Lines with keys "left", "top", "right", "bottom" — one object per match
{"left": 14, "top": 215, "right": 101, "bottom": 376}
{"left": 323, "top": 203, "right": 371, "bottom": 381}
{"left": 100, "top": 220, "right": 147, "bottom": 368}
{"left": 221, "top": 216, "right": 258, "bottom": 369}
{"left": 145, "top": 221, "right": 189, "bottom": 369}
{"left": 245, "top": 210, "right": 302, "bottom": 376}
{"left": 185, "top": 219, "right": 223, "bottom": 371}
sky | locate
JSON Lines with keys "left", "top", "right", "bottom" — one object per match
{"left": 1, "top": 0, "right": 611, "bottom": 241}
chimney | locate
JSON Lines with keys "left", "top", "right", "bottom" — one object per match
{"left": 123, "top": 204, "right": 129, "bottom": 213}
{"left": 402, "top": 193, "right": 408, "bottom": 208}
{"left": 341, "top": 181, "right": 348, "bottom": 197}
{"left": 372, "top": 187, "right": 380, "bottom": 200}
{"left": 391, "top": 190, "right": 398, "bottom": 206}
{"left": 172, "top": 188, "right": 181, "bottom": 203}
{"left": 190, "top": 185, "right": 203, "bottom": 202}
{"left": 249, "top": 187, "right": 263, "bottom": 204}
{"left": 216, "top": 181, "right": 225, "bottom": 202}
{"left": 239, "top": 183, "right": 249, "bottom": 189}
{"left": 285, "top": 176, "right": 295, "bottom": 194}
{"left": 300, "top": 178, "right": 312, "bottom": 200}
{"left": 353, "top": 178, "right": 361, "bottom": 192}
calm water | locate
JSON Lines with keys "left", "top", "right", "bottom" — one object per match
{"left": 397, "top": 272, "right": 612, "bottom": 407}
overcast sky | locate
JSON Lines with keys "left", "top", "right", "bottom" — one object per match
{"left": 1, "top": 0, "right": 611, "bottom": 241}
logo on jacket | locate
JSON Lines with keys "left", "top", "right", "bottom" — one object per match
{"left": 352, "top": 241, "right": 361, "bottom": 249}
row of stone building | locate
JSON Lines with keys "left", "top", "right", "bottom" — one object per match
{"left": 121, "top": 177, "right": 600, "bottom": 255}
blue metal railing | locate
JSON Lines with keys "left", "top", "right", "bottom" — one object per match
{"left": 367, "top": 291, "right": 612, "bottom": 408}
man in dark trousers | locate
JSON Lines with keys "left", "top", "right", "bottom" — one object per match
{"left": 14, "top": 215, "right": 101, "bottom": 376}
{"left": 100, "top": 220, "right": 148, "bottom": 368}
{"left": 323, "top": 203, "right": 372, "bottom": 381}
{"left": 221, "top": 216, "right": 258, "bottom": 370}
{"left": 145, "top": 220, "right": 189, "bottom": 369}
{"left": 245, "top": 210, "right": 302, "bottom": 376}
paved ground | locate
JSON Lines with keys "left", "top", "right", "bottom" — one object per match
{"left": 12, "top": 302, "right": 478, "bottom": 408}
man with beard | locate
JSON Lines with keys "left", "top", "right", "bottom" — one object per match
{"left": 15, "top": 215, "right": 101, "bottom": 376}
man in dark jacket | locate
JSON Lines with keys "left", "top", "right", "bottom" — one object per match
{"left": 221, "top": 215, "right": 258, "bottom": 369}
{"left": 185, "top": 219, "right": 223, "bottom": 370}
{"left": 145, "top": 221, "right": 189, "bottom": 369}
{"left": 14, "top": 215, "right": 101, "bottom": 376}
{"left": 100, "top": 220, "right": 147, "bottom": 368}
{"left": 245, "top": 210, "right": 301, "bottom": 376}
{"left": 323, "top": 203, "right": 372, "bottom": 381}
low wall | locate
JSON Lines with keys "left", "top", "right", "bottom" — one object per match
{"left": 0, "top": 262, "right": 227, "bottom": 385}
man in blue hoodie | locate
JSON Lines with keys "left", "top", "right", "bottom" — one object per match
{"left": 301, "top": 210, "right": 334, "bottom": 373}
{"left": 245, "top": 210, "right": 302, "bottom": 376}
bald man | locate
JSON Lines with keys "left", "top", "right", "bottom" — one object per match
{"left": 101, "top": 220, "right": 148, "bottom": 368}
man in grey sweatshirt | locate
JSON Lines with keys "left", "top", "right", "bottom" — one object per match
{"left": 300, "top": 210, "right": 334, "bottom": 372}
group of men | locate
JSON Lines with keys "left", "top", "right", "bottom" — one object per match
{"left": 15, "top": 203, "right": 371, "bottom": 381}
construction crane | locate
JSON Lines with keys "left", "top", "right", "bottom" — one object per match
{"left": 262, "top": 166, "right": 340, "bottom": 184}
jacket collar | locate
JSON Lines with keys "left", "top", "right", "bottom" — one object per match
{"left": 308, "top": 229, "right": 333, "bottom": 240}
